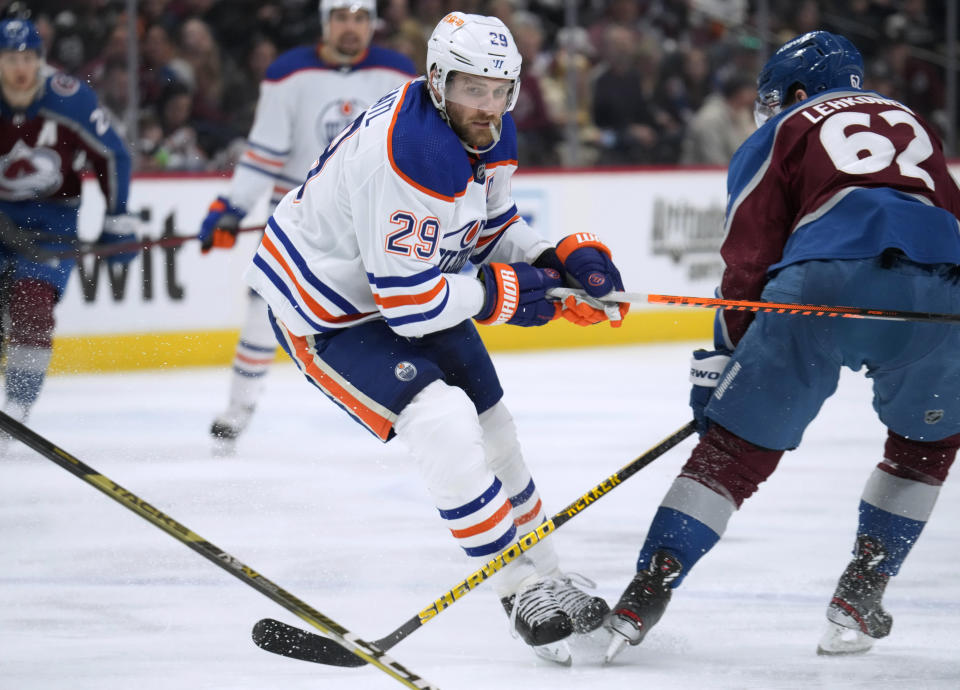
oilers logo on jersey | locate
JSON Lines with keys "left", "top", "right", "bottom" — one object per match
{"left": 394, "top": 361, "right": 418, "bottom": 381}
{"left": 436, "top": 219, "right": 484, "bottom": 273}
{"left": 316, "top": 98, "right": 366, "bottom": 146}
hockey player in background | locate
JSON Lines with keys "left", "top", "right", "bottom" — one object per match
{"left": 245, "top": 11, "right": 629, "bottom": 663}
{"left": 604, "top": 31, "right": 960, "bottom": 661}
{"left": 196, "top": 0, "right": 416, "bottom": 454}
{"left": 0, "top": 17, "right": 136, "bottom": 435}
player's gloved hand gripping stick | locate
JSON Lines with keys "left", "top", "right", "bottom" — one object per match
{"left": 554, "top": 233, "right": 630, "bottom": 327}
{"left": 198, "top": 196, "right": 247, "bottom": 252}
{"left": 475, "top": 262, "right": 562, "bottom": 326}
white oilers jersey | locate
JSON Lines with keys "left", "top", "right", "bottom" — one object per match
{"left": 227, "top": 44, "right": 416, "bottom": 210}
{"left": 245, "top": 78, "right": 552, "bottom": 338}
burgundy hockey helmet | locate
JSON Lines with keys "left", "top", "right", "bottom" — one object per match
{"left": 755, "top": 31, "right": 864, "bottom": 126}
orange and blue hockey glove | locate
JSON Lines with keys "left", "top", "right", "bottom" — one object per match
{"left": 555, "top": 232, "right": 629, "bottom": 327}
{"left": 476, "top": 262, "right": 563, "bottom": 327}
{"left": 198, "top": 196, "right": 245, "bottom": 252}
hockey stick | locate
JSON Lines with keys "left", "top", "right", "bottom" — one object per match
{"left": 0, "top": 411, "right": 438, "bottom": 690}
{"left": 548, "top": 288, "right": 960, "bottom": 324}
{"left": 60, "top": 225, "right": 267, "bottom": 260}
{"left": 251, "top": 421, "right": 697, "bottom": 667}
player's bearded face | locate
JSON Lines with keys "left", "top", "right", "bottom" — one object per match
{"left": 443, "top": 74, "right": 513, "bottom": 149}
{"left": 326, "top": 8, "right": 373, "bottom": 59}
{"left": 0, "top": 50, "right": 41, "bottom": 107}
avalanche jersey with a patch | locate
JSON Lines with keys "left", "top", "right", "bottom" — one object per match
{"left": 227, "top": 44, "right": 417, "bottom": 210}
{"left": 0, "top": 67, "right": 130, "bottom": 213}
{"left": 245, "top": 78, "right": 552, "bottom": 338}
{"left": 717, "top": 87, "right": 960, "bottom": 348}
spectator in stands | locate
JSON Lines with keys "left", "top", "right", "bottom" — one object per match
{"left": 509, "top": 11, "right": 561, "bottom": 167}
{"left": 221, "top": 33, "right": 276, "bottom": 140}
{"left": 26, "top": 0, "right": 950, "bottom": 169}
{"left": 178, "top": 16, "right": 243, "bottom": 158}
{"left": 680, "top": 71, "right": 756, "bottom": 165}
{"left": 541, "top": 26, "right": 601, "bottom": 167}
{"left": 586, "top": 0, "right": 642, "bottom": 55}
{"left": 43, "top": 13, "right": 84, "bottom": 76}
{"left": 656, "top": 46, "right": 713, "bottom": 128}
{"left": 377, "top": 0, "right": 429, "bottom": 72}
{"left": 141, "top": 23, "right": 192, "bottom": 111}
{"left": 879, "top": 37, "right": 945, "bottom": 134}
{"left": 592, "top": 24, "right": 662, "bottom": 165}
{"left": 97, "top": 58, "right": 131, "bottom": 140}
{"left": 144, "top": 80, "right": 208, "bottom": 171}
{"left": 885, "top": 0, "right": 938, "bottom": 50}
{"left": 78, "top": 18, "right": 128, "bottom": 89}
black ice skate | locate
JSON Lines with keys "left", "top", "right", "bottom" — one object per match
{"left": 604, "top": 550, "right": 683, "bottom": 662}
{"left": 502, "top": 579, "right": 574, "bottom": 665}
{"left": 817, "top": 535, "right": 893, "bottom": 655}
{"left": 553, "top": 573, "right": 610, "bottom": 634}
{"left": 209, "top": 404, "right": 254, "bottom": 456}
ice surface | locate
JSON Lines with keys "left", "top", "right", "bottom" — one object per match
{"left": 2, "top": 343, "right": 958, "bottom": 689}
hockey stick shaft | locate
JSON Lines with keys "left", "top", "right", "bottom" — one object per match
{"left": 606, "top": 290, "right": 960, "bottom": 324}
{"left": 253, "top": 421, "right": 697, "bottom": 667}
{"left": 62, "top": 224, "right": 266, "bottom": 259}
{"left": 0, "top": 411, "right": 438, "bottom": 690}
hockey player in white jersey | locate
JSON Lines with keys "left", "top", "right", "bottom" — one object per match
{"left": 197, "top": 0, "right": 416, "bottom": 453}
{"left": 244, "top": 11, "right": 630, "bottom": 662}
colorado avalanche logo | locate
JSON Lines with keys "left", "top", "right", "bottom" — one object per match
{"left": 50, "top": 74, "right": 80, "bottom": 98}
{"left": 0, "top": 140, "right": 63, "bottom": 200}
{"left": 316, "top": 98, "right": 366, "bottom": 146}
{"left": 394, "top": 361, "right": 417, "bottom": 382}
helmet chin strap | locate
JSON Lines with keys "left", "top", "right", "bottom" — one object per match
{"left": 458, "top": 121, "right": 501, "bottom": 155}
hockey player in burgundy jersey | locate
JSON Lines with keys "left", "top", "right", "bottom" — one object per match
{"left": 244, "top": 11, "right": 628, "bottom": 663}
{"left": 196, "top": 0, "right": 417, "bottom": 454}
{"left": 0, "top": 18, "right": 135, "bottom": 434}
{"left": 605, "top": 31, "right": 960, "bottom": 661}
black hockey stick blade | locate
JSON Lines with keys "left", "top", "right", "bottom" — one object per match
{"left": 251, "top": 421, "right": 696, "bottom": 666}
{"left": 253, "top": 618, "right": 366, "bottom": 666}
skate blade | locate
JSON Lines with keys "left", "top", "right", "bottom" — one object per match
{"left": 816, "top": 620, "right": 875, "bottom": 656}
{"left": 603, "top": 632, "right": 630, "bottom": 664}
{"left": 533, "top": 639, "right": 572, "bottom": 666}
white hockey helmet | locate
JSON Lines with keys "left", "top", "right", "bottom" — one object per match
{"left": 426, "top": 12, "right": 522, "bottom": 152}
{"left": 319, "top": 0, "right": 376, "bottom": 29}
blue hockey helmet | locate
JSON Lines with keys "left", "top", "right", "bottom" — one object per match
{"left": 0, "top": 18, "right": 42, "bottom": 55}
{"left": 754, "top": 31, "right": 863, "bottom": 126}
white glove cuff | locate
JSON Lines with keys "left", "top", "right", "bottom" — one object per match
{"left": 102, "top": 214, "right": 138, "bottom": 237}
{"left": 689, "top": 353, "right": 730, "bottom": 388}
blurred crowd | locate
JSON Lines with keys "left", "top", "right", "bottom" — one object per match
{"left": 20, "top": 0, "right": 955, "bottom": 171}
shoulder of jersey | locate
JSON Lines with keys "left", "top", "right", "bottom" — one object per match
{"left": 40, "top": 70, "right": 97, "bottom": 117}
{"left": 264, "top": 45, "right": 325, "bottom": 81}
{"left": 360, "top": 45, "right": 418, "bottom": 76}
{"left": 387, "top": 81, "right": 472, "bottom": 201}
